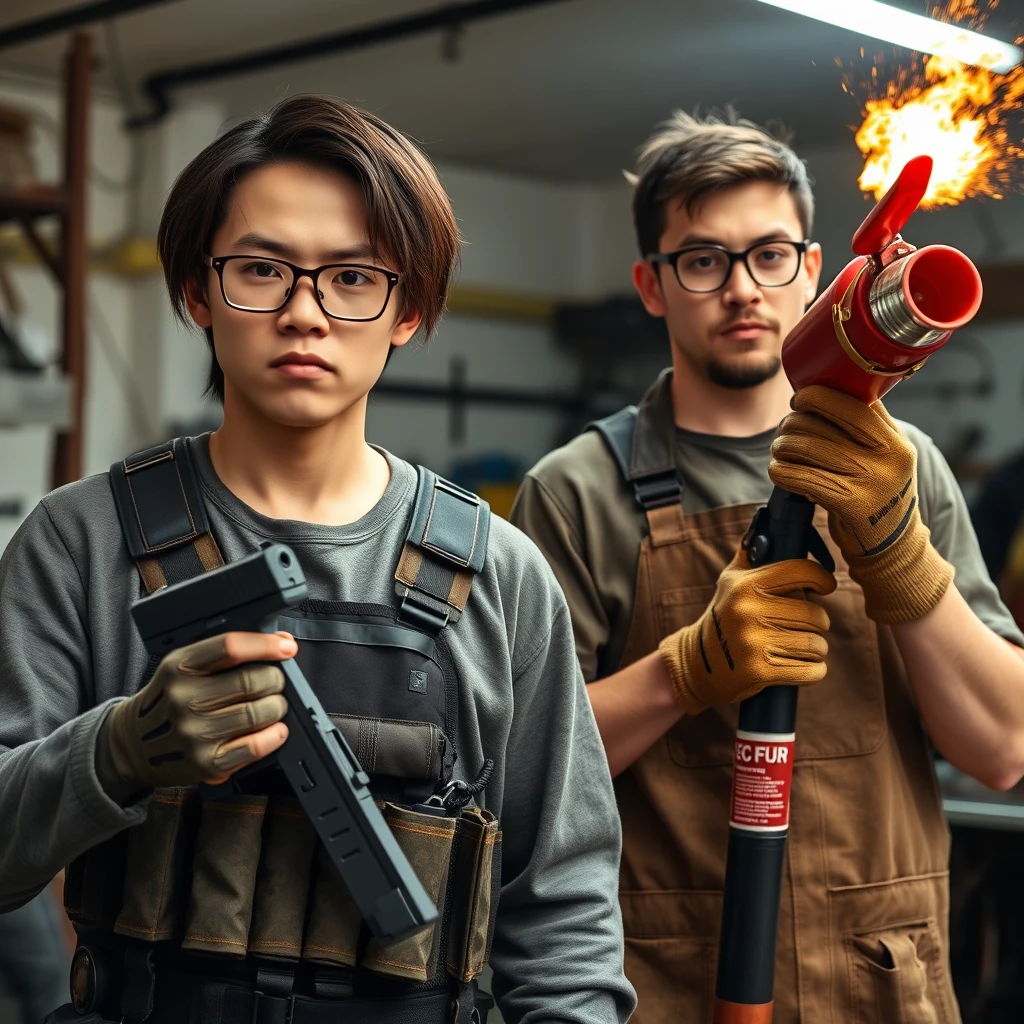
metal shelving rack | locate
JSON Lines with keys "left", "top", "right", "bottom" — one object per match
{"left": 0, "top": 32, "right": 90, "bottom": 489}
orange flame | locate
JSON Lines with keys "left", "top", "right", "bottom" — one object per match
{"left": 852, "top": 0, "right": 1024, "bottom": 206}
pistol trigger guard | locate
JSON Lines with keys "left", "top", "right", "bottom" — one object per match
{"left": 808, "top": 528, "right": 836, "bottom": 573}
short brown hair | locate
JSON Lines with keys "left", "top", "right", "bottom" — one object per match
{"left": 628, "top": 109, "right": 814, "bottom": 257}
{"left": 158, "top": 95, "right": 460, "bottom": 401}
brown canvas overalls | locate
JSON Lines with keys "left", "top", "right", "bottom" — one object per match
{"left": 607, "top": 374, "right": 959, "bottom": 1024}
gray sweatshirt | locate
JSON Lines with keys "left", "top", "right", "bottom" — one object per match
{"left": 0, "top": 438, "right": 636, "bottom": 1024}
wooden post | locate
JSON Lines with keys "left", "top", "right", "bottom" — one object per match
{"left": 52, "top": 32, "right": 91, "bottom": 489}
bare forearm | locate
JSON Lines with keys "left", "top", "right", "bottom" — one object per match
{"left": 893, "top": 584, "right": 1024, "bottom": 791}
{"left": 586, "top": 652, "right": 685, "bottom": 777}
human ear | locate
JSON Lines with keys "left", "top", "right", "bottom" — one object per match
{"left": 802, "top": 243, "right": 823, "bottom": 305}
{"left": 633, "top": 260, "right": 668, "bottom": 318}
{"left": 185, "top": 278, "right": 213, "bottom": 330}
{"left": 389, "top": 307, "right": 423, "bottom": 350}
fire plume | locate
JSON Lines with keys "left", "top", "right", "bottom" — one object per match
{"left": 852, "top": 1, "right": 1024, "bottom": 206}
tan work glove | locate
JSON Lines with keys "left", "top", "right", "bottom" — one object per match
{"left": 97, "top": 632, "right": 295, "bottom": 800}
{"left": 659, "top": 547, "right": 837, "bottom": 716}
{"left": 768, "top": 385, "right": 954, "bottom": 623}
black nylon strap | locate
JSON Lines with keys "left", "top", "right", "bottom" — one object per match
{"left": 109, "top": 439, "right": 211, "bottom": 560}
{"left": 121, "top": 943, "right": 156, "bottom": 1023}
{"left": 157, "top": 541, "right": 207, "bottom": 587}
{"left": 275, "top": 617, "right": 436, "bottom": 658}
{"left": 587, "top": 404, "right": 683, "bottom": 511}
{"left": 587, "top": 405, "right": 636, "bottom": 483}
{"left": 151, "top": 971, "right": 454, "bottom": 1024}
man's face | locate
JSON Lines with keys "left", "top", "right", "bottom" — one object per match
{"left": 187, "top": 161, "right": 420, "bottom": 428}
{"left": 633, "top": 181, "right": 822, "bottom": 390}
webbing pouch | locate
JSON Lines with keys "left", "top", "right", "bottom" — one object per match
{"left": 301, "top": 845, "right": 361, "bottom": 968}
{"left": 446, "top": 807, "right": 501, "bottom": 983}
{"left": 182, "top": 795, "right": 268, "bottom": 957}
{"left": 248, "top": 796, "right": 318, "bottom": 961}
{"left": 360, "top": 804, "right": 458, "bottom": 982}
{"left": 114, "top": 787, "right": 194, "bottom": 942}
{"left": 64, "top": 831, "right": 128, "bottom": 929}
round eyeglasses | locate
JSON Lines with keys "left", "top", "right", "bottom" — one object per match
{"left": 647, "top": 240, "right": 809, "bottom": 293}
{"left": 204, "top": 254, "right": 400, "bottom": 322}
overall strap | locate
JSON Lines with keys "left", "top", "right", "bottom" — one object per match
{"left": 588, "top": 369, "right": 687, "bottom": 544}
{"left": 395, "top": 468, "right": 491, "bottom": 635}
{"left": 109, "top": 438, "right": 224, "bottom": 594}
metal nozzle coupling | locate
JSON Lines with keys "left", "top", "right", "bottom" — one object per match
{"left": 868, "top": 258, "right": 948, "bottom": 349}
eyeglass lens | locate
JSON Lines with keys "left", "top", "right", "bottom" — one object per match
{"left": 676, "top": 242, "right": 802, "bottom": 292}
{"left": 220, "top": 257, "right": 391, "bottom": 319}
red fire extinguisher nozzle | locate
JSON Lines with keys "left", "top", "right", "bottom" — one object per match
{"left": 869, "top": 245, "right": 983, "bottom": 349}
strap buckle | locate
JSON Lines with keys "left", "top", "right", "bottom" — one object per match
{"left": 252, "top": 965, "right": 296, "bottom": 1024}
{"left": 251, "top": 992, "right": 296, "bottom": 1024}
{"left": 399, "top": 591, "right": 450, "bottom": 633}
{"left": 633, "top": 470, "right": 681, "bottom": 510}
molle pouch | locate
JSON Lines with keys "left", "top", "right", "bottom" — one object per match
{"left": 302, "top": 845, "right": 361, "bottom": 968}
{"left": 182, "top": 795, "right": 268, "bottom": 957}
{"left": 64, "top": 831, "right": 129, "bottom": 930}
{"left": 447, "top": 808, "right": 501, "bottom": 983}
{"left": 361, "top": 804, "right": 458, "bottom": 981}
{"left": 114, "top": 787, "right": 194, "bottom": 942}
{"left": 248, "top": 796, "right": 318, "bottom": 961}
{"left": 331, "top": 715, "right": 448, "bottom": 803}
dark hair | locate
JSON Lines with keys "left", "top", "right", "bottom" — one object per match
{"left": 627, "top": 109, "right": 815, "bottom": 257}
{"left": 158, "top": 95, "right": 460, "bottom": 401}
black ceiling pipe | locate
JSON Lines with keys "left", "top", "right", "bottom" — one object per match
{"left": 126, "top": 0, "right": 575, "bottom": 130}
{"left": 0, "top": 0, "right": 182, "bottom": 51}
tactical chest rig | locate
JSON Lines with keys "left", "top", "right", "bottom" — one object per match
{"left": 62, "top": 439, "right": 501, "bottom": 1024}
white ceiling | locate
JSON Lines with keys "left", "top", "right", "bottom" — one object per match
{"left": 0, "top": 0, "right": 1018, "bottom": 181}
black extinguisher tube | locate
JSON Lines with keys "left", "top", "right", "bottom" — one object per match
{"left": 713, "top": 487, "right": 826, "bottom": 1023}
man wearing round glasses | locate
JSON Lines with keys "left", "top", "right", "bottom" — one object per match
{"left": 513, "top": 111, "right": 1024, "bottom": 1022}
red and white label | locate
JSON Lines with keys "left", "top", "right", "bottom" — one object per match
{"left": 729, "top": 730, "right": 796, "bottom": 833}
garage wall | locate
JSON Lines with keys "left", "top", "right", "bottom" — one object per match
{"left": 3, "top": 74, "right": 1024, "bottom": 553}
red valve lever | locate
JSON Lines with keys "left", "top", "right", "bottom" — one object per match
{"left": 851, "top": 154, "right": 933, "bottom": 256}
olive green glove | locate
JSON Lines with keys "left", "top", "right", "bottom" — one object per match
{"left": 658, "top": 547, "right": 837, "bottom": 716}
{"left": 97, "top": 632, "right": 292, "bottom": 800}
{"left": 769, "top": 385, "right": 954, "bottom": 623}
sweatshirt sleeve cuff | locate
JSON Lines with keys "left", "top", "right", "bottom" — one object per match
{"left": 70, "top": 700, "right": 151, "bottom": 829}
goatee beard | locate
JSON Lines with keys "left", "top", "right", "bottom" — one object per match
{"left": 707, "top": 356, "right": 782, "bottom": 390}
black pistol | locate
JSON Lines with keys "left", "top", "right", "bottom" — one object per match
{"left": 130, "top": 543, "right": 437, "bottom": 945}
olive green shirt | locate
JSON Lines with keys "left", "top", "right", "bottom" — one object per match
{"left": 510, "top": 387, "right": 1023, "bottom": 682}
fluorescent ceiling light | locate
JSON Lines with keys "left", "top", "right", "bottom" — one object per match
{"left": 755, "top": 0, "right": 1022, "bottom": 73}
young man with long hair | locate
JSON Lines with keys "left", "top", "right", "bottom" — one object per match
{"left": 512, "top": 111, "right": 1024, "bottom": 1022}
{"left": 0, "top": 96, "right": 634, "bottom": 1024}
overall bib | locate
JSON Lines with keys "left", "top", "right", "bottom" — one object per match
{"left": 594, "top": 374, "right": 958, "bottom": 1024}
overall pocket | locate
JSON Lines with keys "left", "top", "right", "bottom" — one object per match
{"left": 848, "top": 923, "right": 952, "bottom": 1024}
{"left": 620, "top": 890, "right": 719, "bottom": 1024}
{"left": 831, "top": 873, "right": 959, "bottom": 1024}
